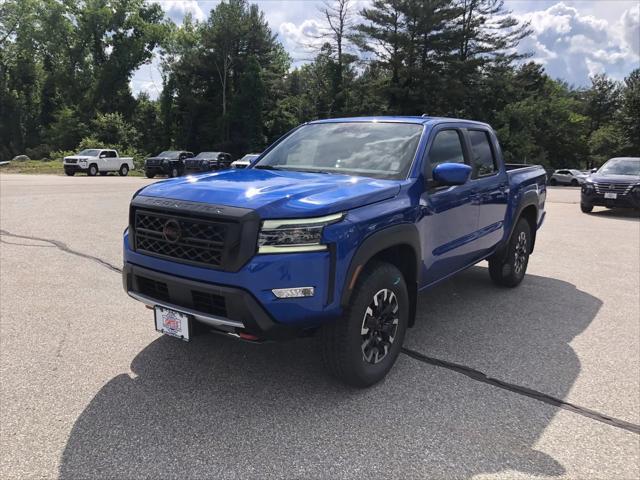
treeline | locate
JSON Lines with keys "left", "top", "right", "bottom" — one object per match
{"left": 1, "top": 0, "right": 638, "bottom": 168}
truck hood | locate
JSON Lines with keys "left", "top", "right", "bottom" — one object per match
{"left": 65, "top": 156, "right": 91, "bottom": 160}
{"left": 139, "top": 168, "right": 401, "bottom": 218}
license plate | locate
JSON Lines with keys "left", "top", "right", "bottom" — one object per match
{"left": 604, "top": 192, "right": 617, "bottom": 199}
{"left": 154, "top": 306, "right": 191, "bottom": 341}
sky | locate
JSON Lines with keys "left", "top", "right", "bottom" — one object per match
{"left": 131, "top": 0, "right": 640, "bottom": 98}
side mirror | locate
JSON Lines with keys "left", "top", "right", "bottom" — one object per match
{"left": 432, "top": 163, "right": 472, "bottom": 186}
{"left": 99, "top": 154, "right": 106, "bottom": 159}
{"left": 590, "top": 168, "right": 597, "bottom": 174}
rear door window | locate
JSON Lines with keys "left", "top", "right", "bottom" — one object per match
{"left": 467, "top": 130, "right": 497, "bottom": 178}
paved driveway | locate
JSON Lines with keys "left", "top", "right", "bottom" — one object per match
{"left": 1, "top": 175, "right": 638, "bottom": 479}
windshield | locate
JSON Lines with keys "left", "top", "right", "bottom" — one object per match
{"left": 254, "top": 122, "right": 423, "bottom": 179}
{"left": 157, "top": 151, "right": 181, "bottom": 159}
{"left": 599, "top": 158, "right": 640, "bottom": 176}
{"left": 78, "top": 149, "right": 101, "bottom": 156}
{"left": 239, "top": 154, "right": 259, "bottom": 162}
{"left": 570, "top": 169, "right": 584, "bottom": 176}
{"left": 195, "top": 152, "right": 219, "bottom": 159}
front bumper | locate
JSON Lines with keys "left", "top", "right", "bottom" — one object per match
{"left": 123, "top": 231, "right": 345, "bottom": 339}
{"left": 581, "top": 189, "right": 640, "bottom": 209}
{"left": 123, "top": 263, "right": 306, "bottom": 340}
{"left": 64, "top": 164, "right": 88, "bottom": 173}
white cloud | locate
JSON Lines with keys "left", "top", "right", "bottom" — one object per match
{"left": 160, "top": 0, "right": 206, "bottom": 23}
{"left": 620, "top": 4, "right": 640, "bottom": 56}
{"left": 279, "top": 19, "right": 326, "bottom": 64}
{"left": 516, "top": 2, "right": 639, "bottom": 85}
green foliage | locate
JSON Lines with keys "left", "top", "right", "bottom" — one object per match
{"left": 0, "top": 0, "right": 637, "bottom": 169}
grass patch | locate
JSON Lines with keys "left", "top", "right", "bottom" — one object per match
{"left": 0, "top": 159, "right": 144, "bottom": 176}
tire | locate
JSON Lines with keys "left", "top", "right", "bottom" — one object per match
{"left": 571, "top": 179, "right": 579, "bottom": 186}
{"left": 145, "top": 170, "right": 155, "bottom": 179}
{"left": 99, "top": 171, "right": 107, "bottom": 176}
{"left": 488, "top": 218, "right": 531, "bottom": 288}
{"left": 170, "top": 166, "right": 179, "bottom": 178}
{"left": 87, "top": 164, "right": 98, "bottom": 177}
{"left": 549, "top": 178, "right": 557, "bottom": 186}
{"left": 580, "top": 203, "right": 593, "bottom": 213}
{"left": 65, "top": 170, "right": 75, "bottom": 176}
{"left": 119, "top": 164, "right": 129, "bottom": 176}
{"left": 319, "top": 261, "right": 409, "bottom": 388}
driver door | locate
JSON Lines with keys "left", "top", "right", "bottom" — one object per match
{"left": 418, "top": 126, "right": 480, "bottom": 286}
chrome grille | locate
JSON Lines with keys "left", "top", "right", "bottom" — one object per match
{"left": 65, "top": 159, "right": 78, "bottom": 164}
{"left": 134, "top": 210, "right": 228, "bottom": 267}
{"left": 593, "top": 182, "right": 634, "bottom": 195}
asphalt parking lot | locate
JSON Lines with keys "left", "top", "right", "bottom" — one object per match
{"left": 1, "top": 173, "right": 639, "bottom": 479}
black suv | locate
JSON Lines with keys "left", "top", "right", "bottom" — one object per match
{"left": 183, "top": 152, "right": 233, "bottom": 174}
{"left": 581, "top": 157, "right": 640, "bottom": 212}
{"left": 144, "top": 151, "right": 194, "bottom": 178}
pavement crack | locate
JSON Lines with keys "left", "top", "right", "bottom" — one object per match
{"left": 402, "top": 347, "right": 640, "bottom": 435}
{"left": 0, "top": 229, "right": 122, "bottom": 274}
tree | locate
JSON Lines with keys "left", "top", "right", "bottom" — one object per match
{"left": 620, "top": 69, "right": 640, "bottom": 154}
{"left": 583, "top": 74, "right": 621, "bottom": 137}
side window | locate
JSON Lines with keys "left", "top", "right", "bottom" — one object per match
{"left": 427, "top": 130, "right": 465, "bottom": 177}
{"left": 108, "top": 151, "right": 117, "bottom": 158}
{"left": 468, "top": 130, "right": 497, "bottom": 177}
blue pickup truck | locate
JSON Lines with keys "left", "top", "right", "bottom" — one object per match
{"left": 123, "top": 117, "right": 546, "bottom": 387}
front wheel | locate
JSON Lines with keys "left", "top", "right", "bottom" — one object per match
{"left": 169, "top": 166, "right": 179, "bottom": 178}
{"left": 119, "top": 164, "right": 129, "bottom": 176}
{"left": 145, "top": 170, "right": 155, "bottom": 179}
{"left": 488, "top": 218, "right": 531, "bottom": 287}
{"left": 581, "top": 203, "right": 593, "bottom": 213}
{"left": 549, "top": 178, "right": 557, "bottom": 186}
{"left": 87, "top": 164, "right": 98, "bottom": 177}
{"left": 64, "top": 170, "right": 75, "bottom": 177}
{"left": 319, "top": 261, "right": 409, "bottom": 388}
{"left": 571, "top": 179, "right": 579, "bottom": 186}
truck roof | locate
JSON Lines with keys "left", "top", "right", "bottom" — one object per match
{"left": 309, "top": 116, "right": 490, "bottom": 128}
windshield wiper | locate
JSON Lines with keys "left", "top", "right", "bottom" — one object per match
{"left": 254, "top": 165, "right": 284, "bottom": 171}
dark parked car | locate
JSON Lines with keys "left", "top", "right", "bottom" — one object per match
{"left": 231, "top": 153, "right": 260, "bottom": 169}
{"left": 581, "top": 157, "right": 640, "bottom": 212}
{"left": 144, "top": 151, "right": 194, "bottom": 178}
{"left": 184, "top": 152, "right": 233, "bottom": 174}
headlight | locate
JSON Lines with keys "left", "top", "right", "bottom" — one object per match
{"left": 582, "top": 182, "right": 594, "bottom": 193}
{"left": 162, "top": 159, "right": 169, "bottom": 166}
{"left": 257, "top": 213, "right": 344, "bottom": 254}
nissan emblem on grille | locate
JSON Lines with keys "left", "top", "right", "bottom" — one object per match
{"left": 162, "top": 219, "right": 182, "bottom": 243}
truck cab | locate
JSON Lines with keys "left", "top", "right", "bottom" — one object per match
{"left": 123, "top": 117, "right": 546, "bottom": 387}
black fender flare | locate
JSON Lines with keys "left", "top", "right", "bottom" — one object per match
{"left": 497, "top": 193, "right": 539, "bottom": 261}
{"left": 340, "top": 223, "right": 421, "bottom": 325}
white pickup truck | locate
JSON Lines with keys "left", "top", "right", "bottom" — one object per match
{"left": 63, "top": 149, "right": 134, "bottom": 176}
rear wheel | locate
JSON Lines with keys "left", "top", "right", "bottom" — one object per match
{"left": 488, "top": 218, "right": 531, "bottom": 287}
{"left": 119, "top": 164, "right": 129, "bottom": 176}
{"left": 319, "top": 261, "right": 409, "bottom": 388}
{"left": 87, "top": 164, "right": 98, "bottom": 177}
{"left": 580, "top": 203, "right": 593, "bottom": 213}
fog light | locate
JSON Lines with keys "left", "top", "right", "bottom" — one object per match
{"left": 272, "top": 287, "right": 315, "bottom": 298}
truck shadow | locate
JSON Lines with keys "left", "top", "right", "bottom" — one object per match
{"left": 59, "top": 267, "right": 601, "bottom": 479}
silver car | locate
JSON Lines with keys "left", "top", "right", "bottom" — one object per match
{"left": 548, "top": 169, "right": 589, "bottom": 186}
